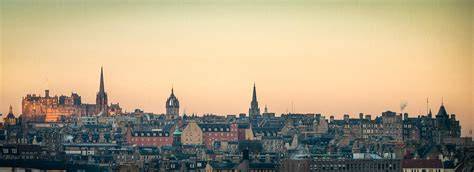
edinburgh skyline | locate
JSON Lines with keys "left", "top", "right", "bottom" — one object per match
{"left": 1, "top": 0, "right": 472, "bottom": 134}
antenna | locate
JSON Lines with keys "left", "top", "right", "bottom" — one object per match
{"left": 291, "top": 100, "right": 295, "bottom": 113}
{"left": 426, "top": 98, "right": 429, "bottom": 115}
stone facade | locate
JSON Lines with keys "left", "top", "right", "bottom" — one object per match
{"left": 181, "top": 120, "right": 203, "bottom": 145}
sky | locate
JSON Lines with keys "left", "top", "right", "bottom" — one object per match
{"left": 1, "top": 0, "right": 472, "bottom": 135}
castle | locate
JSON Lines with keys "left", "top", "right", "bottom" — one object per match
{"left": 21, "top": 67, "right": 122, "bottom": 122}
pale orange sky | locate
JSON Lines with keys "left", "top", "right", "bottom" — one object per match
{"left": 1, "top": 1, "right": 473, "bottom": 135}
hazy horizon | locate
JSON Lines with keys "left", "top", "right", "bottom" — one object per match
{"left": 1, "top": 0, "right": 472, "bottom": 135}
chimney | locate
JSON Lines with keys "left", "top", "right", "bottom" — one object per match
{"left": 242, "top": 149, "right": 249, "bottom": 172}
{"left": 451, "top": 114, "right": 456, "bottom": 120}
{"left": 404, "top": 113, "right": 409, "bottom": 120}
{"left": 330, "top": 116, "right": 334, "bottom": 123}
{"left": 45, "top": 90, "right": 50, "bottom": 98}
{"left": 343, "top": 114, "right": 350, "bottom": 122}
{"left": 359, "top": 113, "right": 364, "bottom": 119}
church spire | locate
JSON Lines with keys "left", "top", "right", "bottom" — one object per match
{"left": 8, "top": 105, "right": 13, "bottom": 114}
{"left": 99, "top": 67, "right": 105, "bottom": 93}
{"left": 252, "top": 82, "right": 257, "bottom": 102}
{"left": 249, "top": 83, "right": 260, "bottom": 119}
{"left": 96, "top": 67, "right": 108, "bottom": 115}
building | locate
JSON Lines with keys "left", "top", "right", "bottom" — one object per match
{"left": 126, "top": 124, "right": 176, "bottom": 147}
{"left": 381, "top": 111, "right": 403, "bottom": 141}
{"left": 166, "top": 88, "right": 179, "bottom": 120}
{"left": 172, "top": 125, "right": 182, "bottom": 146}
{"left": 280, "top": 159, "right": 401, "bottom": 172}
{"left": 21, "top": 68, "right": 119, "bottom": 122}
{"left": 96, "top": 67, "right": 108, "bottom": 116}
{"left": 248, "top": 83, "right": 260, "bottom": 123}
{"left": 199, "top": 123, "right": 239, "bottom": 148}
{"left": 181, "top": 120, "right": 203, "bottom": 145}
{"left": 401, "top": 159, "right": 443, "bottom": 172}
{"left": 3, "top": 106, "right": 17, "bottom": 126}
{"left": 433, "top": 102, "right": 461, "bottom": 144}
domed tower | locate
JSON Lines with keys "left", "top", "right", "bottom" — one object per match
{"left": 166, "top": 87, "right": 180, "bottom": 119}
{"left": 4, "top": 105, "right": 17, "bottom": 126}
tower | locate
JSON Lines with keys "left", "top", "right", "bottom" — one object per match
{"left": 248, "top": 83, "right": 260, "bottom": 119}
{"left": 96, "top": 67, "right": 108, "bottom": 115}
{"left": 166, "top": 87, "right": 180, "bottom": 119}
{"left": 172, "top": 124, "right": 182, "bottom": 146}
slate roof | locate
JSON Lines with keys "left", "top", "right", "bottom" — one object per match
{"left": 250, "top": 162, "right": 278, "bottom": 169}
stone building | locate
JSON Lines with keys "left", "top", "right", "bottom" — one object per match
{"left": 181, "top": 120, "right": 203, "bottom": 145}
{"left": 21, "top": 68, "right": 120, "bottom": 122}
{"left": 381, "top": 111, "right": 403, "bottom": 141}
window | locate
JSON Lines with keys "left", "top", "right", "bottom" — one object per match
{"left": 3, "top": 149, "right": 8, "bottom": 154}
{"left": 11, "top": 149, "right": 17, "bottom": 154}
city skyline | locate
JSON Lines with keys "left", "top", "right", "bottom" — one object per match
{"left": 1, "top": 1, "right": 472, "bottom": 134}
{"left": 1, "top": 66, "right": 465, "bottom": 118}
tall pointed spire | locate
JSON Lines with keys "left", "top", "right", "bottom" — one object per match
{"left": 171, "top": 84, "right": 174, "bottom": 95}
{"left": 252, "top": 82, "right": 257, "bottom": 102}
{"left": 96, "top": 67, "right": 108, "bottom": 115}
{"left": 99, "top": 66, "right": 105, "bottom": 93}
{"left": 249, "top": 83, "right": 260, "bottom": 120}
{"left": 8, "top": 105, "right": 13, "bottom": 114}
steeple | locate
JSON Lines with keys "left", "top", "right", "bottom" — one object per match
{"left": 252, "top": 82, "right": 257, "bottom": 102}
{"left": 99, "top": 67, "right": 105, "bottom": 93}
{"left": 96, "top": 67, "right": 108, "bottom": 115}
{"left": 171, "top": 85, "right": 174, "bottom": 96}
{"left": 8, "top": 105, "right": 13, "bottom": 114}
{"left": 249, "top": 83, "right": 260, "bottom": 119}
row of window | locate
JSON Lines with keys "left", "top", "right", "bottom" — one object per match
{"left": 202, "top": 127, "right": 231, "bottom": 132}
{"left": 132, "top": 138, "right": 169, "bottom": 142}
{"left": 134, "top": 132, "right": 169, "bottom": 137}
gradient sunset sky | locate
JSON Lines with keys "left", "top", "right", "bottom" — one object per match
{"left": 1, "top": 0, "right": 472, "bottom": 134}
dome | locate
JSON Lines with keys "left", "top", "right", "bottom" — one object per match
{"left": 6, "top": 105, "right": 15, "bottom": 118}
{"left": 166, "top": 88, "right": 180, "bottom": 108}
{"left": 173, "top": 125, "right": 182, "bottom": 135}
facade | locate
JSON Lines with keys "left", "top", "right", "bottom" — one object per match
{"left": 381, "top": 111, "right": 403, "bottom": 141}
{"left": 433, "top": 103, "right": 461, "bottom": 144}
{"left": 401, "top": 159, "right": 443, "bottom": 172}
{"left": 199, "top": 123, "right": 239, "bottom": 148}
{"left": 165, "top": 88, "right": 179, "bottom": 120}
{"left": 126, "top": 126, "right": 175, "bottom": 147}
{"left": 22, "top": 90, "right": 86, "bottom": 122}
{"left": 181, "top": 120, "right": 203, "bottom": 145}
{"left": 280, "top": 159, "right": 401, "bottom": 172}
